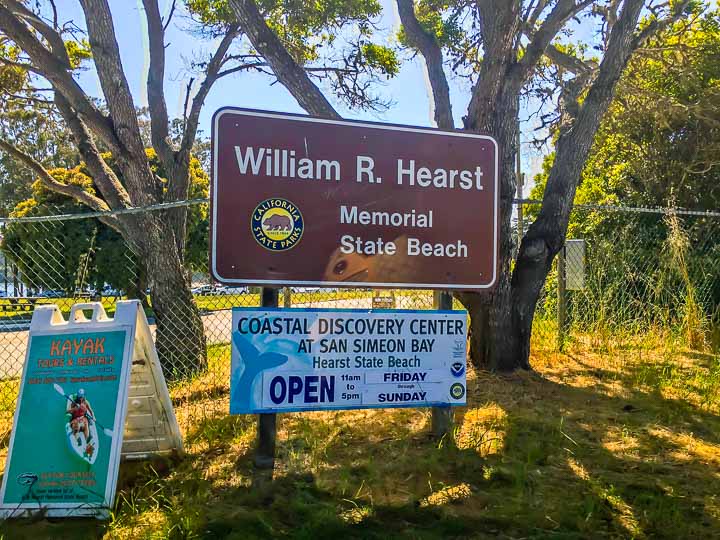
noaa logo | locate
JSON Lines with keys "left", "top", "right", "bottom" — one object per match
{"left": 450, "top": 362, "right": 465, "bottom": 378}
{"left": 251, "top": 198, "right": 304, "bottom": 251}
{"left": 16, "top": 472, "right": 38, "bottom": 486}
{"left": 450, "top": 383, "right": 465, "bottom": 400}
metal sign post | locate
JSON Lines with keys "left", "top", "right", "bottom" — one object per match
{"left": 254, "top": 288, "right": 279, "bottom": 477}
{"left": 431, "top": 291, "right": 455, "bottom": 438}
{"left": 212, "top": 108, "right": 499, "bottom": 479}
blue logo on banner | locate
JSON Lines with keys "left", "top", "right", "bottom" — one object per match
{"left": 231, "top": 332, "right": 290, "bottom": 412}
{"left": 450, "top": 362, "right": 465, "bottom": 378}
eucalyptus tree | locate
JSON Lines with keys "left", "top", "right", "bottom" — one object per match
{"left": 0, "top": 0, "right": 395, "bottom": 377}
{"left": 219, "top": 0, "right": 696, "bottom": 370}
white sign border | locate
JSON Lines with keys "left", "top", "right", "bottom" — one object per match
{"left": 211, "top": 107, "right": 500, "bottom": 290}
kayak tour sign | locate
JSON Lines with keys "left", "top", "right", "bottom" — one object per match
{"left": 211, "top": 108, "right": 498, "bottom": 289}
{"left": 230, "top": 308, "right": 468, "bottom": 414}
{"left": 0, "top": 305, "right": 133, "bottom": 518}
{"left": 0, "top": 301, "right": 183, "bottom": 519}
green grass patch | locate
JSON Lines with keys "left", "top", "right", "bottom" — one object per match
{"left": 1, "top": 330, "right": 720, "bottom": 539}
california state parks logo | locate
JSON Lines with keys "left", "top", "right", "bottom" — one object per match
{"left": 251, "top": 198, "right": 304, "bottom": 251}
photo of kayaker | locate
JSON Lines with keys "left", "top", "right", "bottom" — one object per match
{"left": 66, "top": 389, "right": 95, "bottom": 445}
{"left": 59, "top": 385, "right": 102, "bottom": 465}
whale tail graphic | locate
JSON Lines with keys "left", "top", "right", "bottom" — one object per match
{"left": 231, "top": 333, "right": 289, "bottom": 412}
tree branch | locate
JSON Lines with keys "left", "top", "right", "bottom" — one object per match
{"left": 524, "top": 0, "right": 550, "bottom": 28}
{"left": 515, "top": 0, "right": 594, "bottom": 84}
{"left": 54, "top": 94, "right": 131, "bottom": 211}
{"left": 631, "top": 1, "right": 693, "bottom": 50}
{"left": 396, "top": 0, "right": 453, "bottom": 129}
{"left": 0, "top": 3, "right": 121, "bottom": 153}
{"left": 163, "top": 0, "right": 177, "bottom": 32}
{"left": 216, "top": 60, "right": 267, "bottom": 78}
{"left": 544, "top": 43, "right": 595, "bottom": 75}
{"left": 5, "top": 0, "right": 68, "bottom": 64}
{"left": 178, "top": 24, "right": 241, "bottom": 169}
{"left": 227, "top": 0, "right": 340, "bottom": 119}
{"left": 0, "top": 57, "right": 41, "bottom": 73}
{"left": 77, "top": 0, "right": 147, "bottom": 162}
{"left": 142, "top": 0, "right": 174, "bottom": 172}
{"left": 530, "top": 0, "right": 647, "bottom": 247}
{"left": 4, "top": 93, "right": 53, "bottom": 105}
{"left": 466, "top": 3, "right": 521, "bottom": 130}
{"left": 0, "top": 136, "right": 113, "bottom": 215}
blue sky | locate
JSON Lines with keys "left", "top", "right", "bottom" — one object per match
{"left": 60, "top": 0, "right": 679, "bottom": 187}
{"left": 68, "top": 1, "right": 467, "bottom": 125}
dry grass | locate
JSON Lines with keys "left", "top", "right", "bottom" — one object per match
{"left": 1, "top": 330, "right": 719, "bottom": 539}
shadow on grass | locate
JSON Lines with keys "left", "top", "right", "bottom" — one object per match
{"left": 170, "top": 371, "right": 720, "bottom": 538}
{"left": 199, "top": 472, "right": 505, "bottom": 540}
{"left": 482, "top": 366, "right": 720, "bottom": 539}
{"left": 171, "top": 384, "right": 229, "bottom": 408}
{"left": 0, "top": 516, "right": 104, "bottom": 540}
{"left": 3, "top": 356, "right": 720, "bottom": 539}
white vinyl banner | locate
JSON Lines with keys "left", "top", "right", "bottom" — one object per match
{"left": 230, "top": 308, "right": 468, "bottom": 413}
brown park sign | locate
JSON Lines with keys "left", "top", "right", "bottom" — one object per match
{"left": 211, "top": 108, "right": 498, "bottom": 290}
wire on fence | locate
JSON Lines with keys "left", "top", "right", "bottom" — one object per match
{"left": 0, "top": 199, "right": 719, "bottom": 440}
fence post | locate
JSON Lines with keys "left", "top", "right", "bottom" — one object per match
{"left": 283, "top": 287, "right": 291, "bottom": 308}
{"left": 557, "top": 244, "right": 568, "bottom": 351}
{"left": 431, "top": 290, "right": 453, "bottom": 438}
{"left": 255, "top": 287, "right": 279, "bottom": 475}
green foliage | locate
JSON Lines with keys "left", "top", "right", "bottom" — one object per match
{"left": 580, "top": 10, "right": 720, "bottom": 210}
{"left": 0, "top": 152, "right": 210, "bottom": 294}
{"left": 359, "top": 43, "right": 399, "bottom": 77}
{"left": 186, "top": 0, "right": 382, "bottom": 63}
{"left": 0, "top": 48, "right": 78, "bottom": 216}
{"left": 184, "top": 0, "right": 235, "bottom": 25}
{"left": 530, "top": 10, "right": 720, "bottom": 220}
{"left": 185, "top": 156, "right": 210, "bottom": 272}
{"left": 0, "top": 43, "right": 27, "bottom": 95}
{"left": 397, "top": 0, "right": 464, "bottom": 50}
{"left": 185, "top": 0, "right": 398, "bottom": 109}
{"left": 529, "top": 11, "right": 720, "bottom": 334}
{"left": 64, "top": 39, "right": 92, "bottom": 69}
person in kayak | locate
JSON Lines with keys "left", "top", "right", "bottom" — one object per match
{"left": 66, "top": 389, "right": 95, "bottom": 444}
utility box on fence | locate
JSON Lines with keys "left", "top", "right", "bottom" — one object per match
{"left": 565, "top": 239, "right": 586, "bottom": 291}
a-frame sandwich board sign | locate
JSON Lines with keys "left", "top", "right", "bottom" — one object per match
{"left": 0, "top": 300, "right": 183, "bottom": 519}
{"left": 120, "top": 302, "right": 184, "bottom": 461}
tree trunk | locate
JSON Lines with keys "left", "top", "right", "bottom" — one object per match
{"left": 491, "top": 0, "right": 645, "bottom": 372}
{"left": 459, "top": 91, "right": 525, "bottom": 372}
{"left": 130, "top": 214, "right": 207, "bottom": 380}
{"left": 165, "top": 160, "right": 191, "bottom": 261}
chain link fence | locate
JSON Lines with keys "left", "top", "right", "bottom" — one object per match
{"left": 522, "top": 202, "right": 720, "bottom": 354}
{"left": 0, "top": 200, "right": 719, "bottom": 451}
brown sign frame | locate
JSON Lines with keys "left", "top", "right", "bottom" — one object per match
{"left": 211, "top": 107, "right": 499, "bottom": 290}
